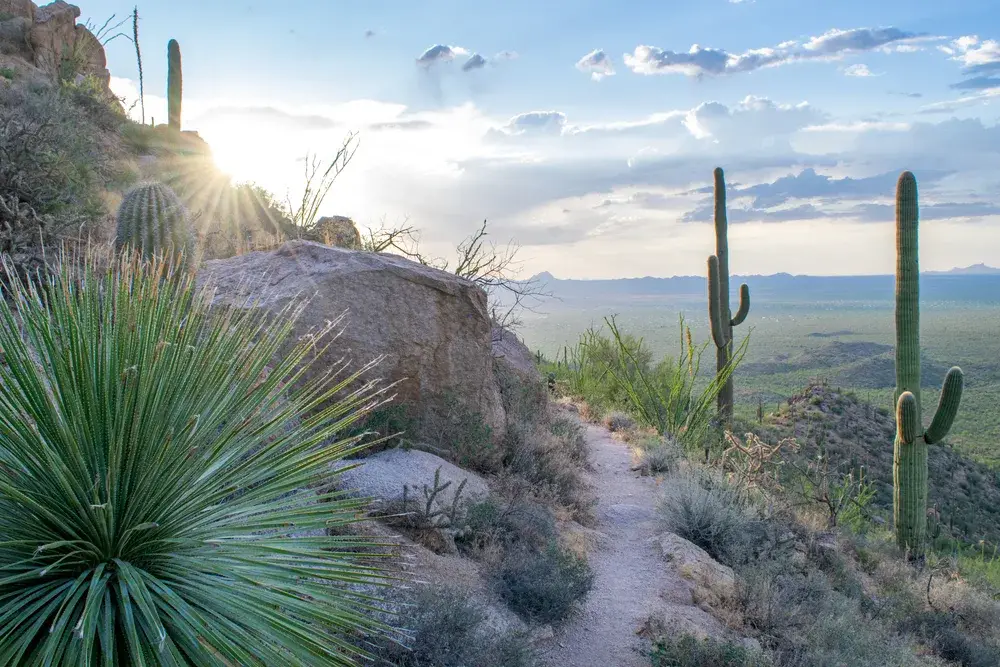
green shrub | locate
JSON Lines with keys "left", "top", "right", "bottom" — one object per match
{"left": 650, "top": 634, "right": 772, "bottom": 667}
{"left": 0, "top": 82, "right": 128, "bottom": 281}
{"left": 496, "top": 541, "right": 595, "bottom": 624}
{"left": 635, "top": 434, "right": 682, "bottom": 476}
{"left": 457, "top": 497, "right": 558, "bottom": 557}
{"left": 900, "top": 611, "right": 1000, "bottom": 667}
{"left": 427, "top": 391, "right": 500, "bottom": 473}
{"left": 0, "top": 252, "right": 392, "bottom": 664}
{"left": 659, "top": 471, "right": 760, "bottom": 565}
{"left": 606, "top": 411, "right": 637, "bottom": 432}
{"left": 498, "top": 367, "right": 594, "bottom": 522}
{"left": 367, "top": 586, "right": 537, "bottom": 667}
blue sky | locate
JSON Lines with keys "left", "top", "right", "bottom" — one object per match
{"left": 89, "top": 0, "right": 1000, "bottom": 277}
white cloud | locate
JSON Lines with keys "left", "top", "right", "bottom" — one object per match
{"left": 576, "top": 49, "right": 616, "bottom": 81}
{"left": 843, "top": 63, "right": 878, "bottom": 77}
{"left": 119, "top": 79, "right": 1000, "bottom": 275}
{"left": 497, "top": 111, "right": 568, "bottom": 136}
{"left": 623, "top": 27, "right": 920, "bottom": 77}
{"left": 416, "top": 44, "right": 470, "bottom": 67}
{"left": 941, "top": 35, "right": 1000, "bottom": 70}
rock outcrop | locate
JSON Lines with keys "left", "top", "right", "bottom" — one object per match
{"left": 491, "top": 323, "right": 541, "bottom": 384}
{"left": 336, "top": 448, "right": 490, "bottom": 512}
{"left": 0, "top": 1, "right": 110, "bottom": 88}
{"left": 198, "top": 240, "right": 506, "bottom": 447}
{"left": 306, "top": 216, "right": 362, "bottom": 250}
{"left": 652, "top": 533, "right": 737, "bottom": 609}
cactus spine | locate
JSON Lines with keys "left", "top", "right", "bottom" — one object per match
{"left": 707, "top": 167, "right": 750, "bottom": 427}
{"left": 892, "top": 171, "right": 964, "bottom": 555}
{"left": 167, "top": 39, "right": 182, "bottom": 130}
{"left": 115, "top": 182, "right": 195, "bottom": 271}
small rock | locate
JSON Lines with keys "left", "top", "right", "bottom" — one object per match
{"left": 306, "top": 216, "right": 362, "bottom": 249}
{"left": 639, "top": 603, "right": 729, "bottom": 642}
{"left": 531, "top": 625, "right": 555, "bottom": 642}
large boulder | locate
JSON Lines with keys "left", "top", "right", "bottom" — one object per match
{"left": 0, "top": 0, "right": 35, "bottom": 59}
{"left": 491, "top": 323, "right": 541, "bottom": 383}
{"left": 0, "top": 0, "right": 35, "bottom": 20}
{"left": 198, "top": 240, "right": 506, "bottom": 447}
{"left": 336, "top": 448, "right": 490, "bottom": 511}
{"left": 26, "top": 1, "right": 110, "bottom": 86}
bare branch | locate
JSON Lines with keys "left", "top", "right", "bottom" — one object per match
{"left": 286, "top": 132, "right": 359, "bottom": 233}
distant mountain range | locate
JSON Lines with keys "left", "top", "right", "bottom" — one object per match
{"left": 521, "top": 265, "right": 1000, "bottom": 307}
{"left": 925, "top": 263, "right": 1000, "bottom": 275}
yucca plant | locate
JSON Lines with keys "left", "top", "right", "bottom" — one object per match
{"left": 0, "top": 250, "right": 395, "bottom": 665}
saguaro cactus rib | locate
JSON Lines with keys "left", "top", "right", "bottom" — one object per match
{"left": 891, "top": 170, "right": 965, "bottom": 555}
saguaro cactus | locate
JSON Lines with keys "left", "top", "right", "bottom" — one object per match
{"left": 167, "top": 39, "right": 182, "bottom": 130}
{"left": 707, "top": 167, "right": 750, "bottom": 426}
{"left": 115, "top": 182, "right": 195, "bottom": 271}
{"left": 892, "top": 170, "right": 964, "bottom": 555}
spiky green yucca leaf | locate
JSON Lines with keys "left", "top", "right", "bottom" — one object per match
{"left": 0, "top": 251, "right": 393, "bottom": 665}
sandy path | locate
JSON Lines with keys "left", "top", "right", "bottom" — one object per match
{"left": 537, "top": 412, "right": 681, "bottom": 667}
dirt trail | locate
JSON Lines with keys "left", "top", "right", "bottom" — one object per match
{"left": 538, "top": 411, "right": 687, "bottom": 667}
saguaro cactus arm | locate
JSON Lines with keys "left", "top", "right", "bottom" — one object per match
{"left": 731, "top": 284, "right": 750, "bottom": 326}
{"left": 896, "top": 391, "right": 920, "bottom": 445}
{"left": 925, "top": 367, "right": 964, "bottom": 445}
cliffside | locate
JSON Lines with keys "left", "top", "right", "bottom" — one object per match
{"left": 0, "top": 0, "right": 111, "bottom": 90}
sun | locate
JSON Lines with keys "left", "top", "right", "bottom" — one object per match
{"left": 198, "top": 121, "right": 270, "bottom": 183}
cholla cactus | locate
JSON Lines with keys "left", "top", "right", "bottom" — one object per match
{"left": 892, "top": 171, "right": 964, "bottom": 555}
{"left": 115, "top": 182, "right": 195, "bottom": 271}
{"left": 707, "top": 167, "right": 750, "bottom": 426}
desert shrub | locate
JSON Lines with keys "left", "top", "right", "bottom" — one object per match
{"left": 635, "top": 434, "right": 682, "bottom": 476}
{"left": 367, "top": 586, "right": 537, "bottom": 667}
{"left": 496, "top": 541, "right": 595, "bottom": 624}
{"left": 650, "top": 634, "right": 773, "bottom": 667}
{"left": 425, "top": 391, "right": 501, "bottom": 473}
{"left": 606, "top": 411, "right": 637, "bottom": 432}
{"left": 901, "top": 611, "right": 1000, "bottom": 667}
{"left": 736, "top": 563, "right": 926, "bottom": 667}
{"left": 0, "top": 81, "right": 128, "bottom": 279}
{"left": 456, "top": 496, "right": 558, "bottom": 559}
{"left": 549, "top": 414, "right": 590, "bottom": 464}
{"left": 659, "top": 471, "right": 763, "bottom": 565}
{"left": 0, "top": 252, "right": 392, "bottom": 664}
{"left": 497, "top": 363, "right": 594, "bottom": 522}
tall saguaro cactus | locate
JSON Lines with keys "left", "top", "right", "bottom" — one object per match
{"left": 892, "top": 171, "right": 964, "bottom": 555}
{"left": 707, "top": 167, "right": 750, "bottom": 426}
{"left": 167, "top": 39, "right": 182, "bottom": 130}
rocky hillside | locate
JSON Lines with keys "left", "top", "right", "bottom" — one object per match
{"left": 0, "top": 0, "right": 110, "bottom": 89}
{"left": 756, "top": 381, "right": 1000, "bottom": 548}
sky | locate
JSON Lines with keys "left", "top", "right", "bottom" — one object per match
{"left": 86, "top": 0, "right": 1000, "bottom": 278}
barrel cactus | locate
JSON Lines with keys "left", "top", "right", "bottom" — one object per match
{"left": 707, "top": 167, "right": 750, "bottom": 427}
{"left": 892, "top": 171, "right": 964, "bottom": 555}
{"left": 115, "top": 182, "right": 195, "bottom": 271}
{"left": 167, "top": 39, "right": 182, "bottom": 130}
